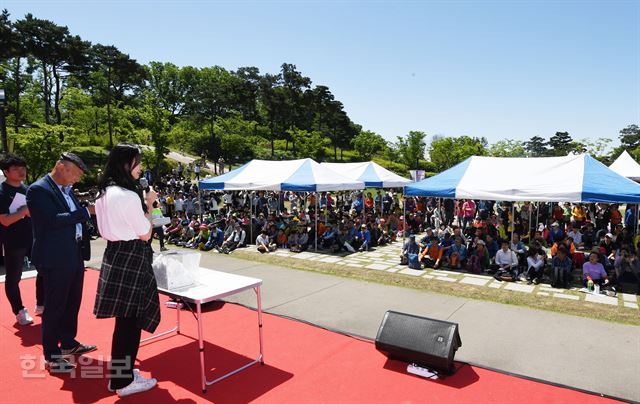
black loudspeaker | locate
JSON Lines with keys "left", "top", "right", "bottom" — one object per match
{"left": 375, "top": 310, "right": 462, "bottom": 374}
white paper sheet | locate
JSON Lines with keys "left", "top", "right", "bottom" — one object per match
{"left": 9, "top": 192, "right": 26, "bottom": 214}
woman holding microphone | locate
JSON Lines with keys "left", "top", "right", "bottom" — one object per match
{"left": 93, "top": 143, "right": 160, "bottom": 397}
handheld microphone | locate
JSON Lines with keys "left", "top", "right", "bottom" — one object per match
{"left": 140, "top": 177, "right": 150, "bottom": 192}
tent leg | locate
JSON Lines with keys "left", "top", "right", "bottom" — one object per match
{"left": 250, "top": 194, "right": 253, "bottom": 245}
{"left": 198, "top": 187, "right": 203, "bottom": 222}
{"left": 535, "top": 202, "right": 539, "bottom": 231}
{"left": 510, "top": 202, "right": 515, "bottom": 246}
{"left": 402, "top": 191, "right": 406, "bottom": 244}
{"left": 315, "top": 192, "right": 318, "bottom": 252}
{"left": 528, "top": 203, "right": 532, "bottom": 239}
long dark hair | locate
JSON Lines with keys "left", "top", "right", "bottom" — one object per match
{"left": 97, "top": 143, "right": 147, "bottom": 213}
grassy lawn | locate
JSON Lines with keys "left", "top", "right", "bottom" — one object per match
{"left": 228, "top": 248, "right": 640, "bottom": 326}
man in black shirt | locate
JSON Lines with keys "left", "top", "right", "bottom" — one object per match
{"left": 0, "top": 154, "right": 36, "bottom": 325}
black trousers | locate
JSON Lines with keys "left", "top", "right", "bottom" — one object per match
{"left": 4, "top": 247, "right": 28, "bottom": 315}
{"left": 36, "top": 273, "right": 44, "bottom": 306}
{"left": 150, "top": 227, "right": 165, "bottom": 249}
{"left": 110, "top": 317, "right": 142, "bottom": 390}
{"left": 41, "top": 261, "right": 84, "bottom": 361}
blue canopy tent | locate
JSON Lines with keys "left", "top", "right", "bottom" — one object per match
{"left": 405, "top": 154, "right": 640, "bottom": 203}
{"left": 403, "top": 154, "right": 640, "bottom": 244}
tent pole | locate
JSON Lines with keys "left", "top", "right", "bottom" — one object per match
{"left": 198, "top": 186, "right": 202, "bottom": 222}
{"left": 511, "top": 202, "right": 515, "bottom": 247}
{"left": 528, "top": 202, "right": 532, "bottom": 238}
{"left": 250, "top": 193, "right": 253, "bottom": 245}
{"left": 402, "top": 191, "right": 406, "bottom": 244}
{"left": 535, "top": 202, "right": 539, "bottom": 231}
{"left": 633, "top": 204, "right": 640, "bottom": 237}
{"left": 315, "top": 192, "right": 318, "bottom": 252}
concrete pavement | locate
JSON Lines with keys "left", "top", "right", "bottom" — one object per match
{"left": 94, "top": 240, "right": 640, "bottom": 401}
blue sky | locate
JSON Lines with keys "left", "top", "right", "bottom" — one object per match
{"left": 4, "top": 0, "right": 639, "bottom": 147}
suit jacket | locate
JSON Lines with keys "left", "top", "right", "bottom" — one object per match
{"left": 26, "top": 174, "right": 91, "bottom": 271}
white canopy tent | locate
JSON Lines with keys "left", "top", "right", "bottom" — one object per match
{"left": 609, "top": 151, "right": 640, "bottom": 181}
{"left": 199, "top": 158, "right": 364, "bottom": 192}
{"left": 320, "top": 161, "right": 412, "bottom": 188}
{"left": 199, "top": 158, "right": 365, "bottom": 250}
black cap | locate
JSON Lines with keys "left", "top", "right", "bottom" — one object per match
{"left": 60, "top": 152, "right": 88, "bottom": 172}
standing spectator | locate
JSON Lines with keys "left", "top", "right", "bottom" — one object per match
{"left": 93, "top": 144, "right": 160, "bottom": 396}
{"left": 150, "top": 201, "right": 167, "bottom": 252}
{"left": 194, "top": 162, "right": 201, "bottom": 181}
{"left": 462, "top": 199, "right": 476, "bottom": 228}
{"left": 174, "top": 192, "right": 184, "bottom": 216}
{"left": 176, "top": 162, "right": 184, "bottom": 179}
{"left": 0, "top": 154, "right": 38, "bottom": 325}
{"left": 26, "top": 152, "right": 96, "bottom": 373}
{"left": 217, "top": 157, "right": 225, "bottom": 174}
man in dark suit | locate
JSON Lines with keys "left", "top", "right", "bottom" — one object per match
{"left": 26, "top": 153, "right": 97, "bottom": 373}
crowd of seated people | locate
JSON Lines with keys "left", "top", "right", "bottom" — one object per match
{"left": 396, "top": 199, "right": 640, "bottom": 293}
{"left": 142, "top": 170, "right": 639, "bottom": 293}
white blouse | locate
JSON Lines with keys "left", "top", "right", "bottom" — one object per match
{"left": 96, "top": 186, "right": 150, "bottom": 242}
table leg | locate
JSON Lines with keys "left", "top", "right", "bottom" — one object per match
{"left": 197, "top": 302, "right": 206, "bottom": 393}
{"left": 256, "top": 286, "right": 264, "bottom": 364}
{"left": 177, "top": 298, "right": 181, "bottom": 335}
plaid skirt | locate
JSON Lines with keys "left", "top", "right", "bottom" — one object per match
{"left": 93, "top": 239, "right": 161, "bottom": 333}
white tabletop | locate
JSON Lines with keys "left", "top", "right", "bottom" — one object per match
{"left": 157, "top": 267, "right": 263, "bottom": 304}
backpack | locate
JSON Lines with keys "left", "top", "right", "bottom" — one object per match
{"left": 408, "top": 253, "right": 421, "bottom": 270}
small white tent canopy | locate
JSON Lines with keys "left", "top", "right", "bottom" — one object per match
{"left": 609, "top": 151, "right": 640, "bottom": 181}
{"left": 199, "top": 158, "right": 365, "bottom": 191}
{"left": 321, "top": 161, "right": 412, "bottom": 188}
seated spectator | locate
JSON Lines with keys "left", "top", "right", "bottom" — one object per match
{"left": 202, "top": 224, "right": 224, "bottom": 251}
{"left": 613, "top": 247, "right": 640, "bottom": 291}
{"left": 256, "top": 229, "right": 276, "bottom": 253}
{"left": 419, "top": 236, "right": 443, "bottom": 269}
{"left": 551, "top": 246, "right": 573, "bottom": 288}
{"left": 290, "top": 227, "right": 309, "bottom": 253}
{"left": 218, "top": 223, "right": 246, "bottom": 254}
{"left": 353, "top": 224, "right": 371, "bottom": 252}
{"left": 321, "top": 224, "right": 339, "bottom": 250}
{"left": 529, "top": 230, "right": 548, "bottom": 249}
{"left": 599, "top": 233, "right": 616, "bottom": 271}
{"left": 485, "top": 233, "right": 499, "bottom": 265}
{"left": 189, "top": 224, "right": 209, "bottom": 249}
{"left": 439, "top": 232, "right": 454, "bottom": 259}
{"left": 525, "top": 244, "right": 545, "bottom": 284}
{"left": 494, "top": 240, "right": 519, "bottom": 282}
{"left": 275, "top": 228, "right": 288, "bottom": 248}
{"left": 581, "top": 222, "right": 595, "bottom": 249}
{"left": 401, "top": 234, "right": 420, "bottom": 265}
{"left": 566, "top": 224, "right": 583, "bottom": 249}
{"left": 466, "top": 239, "right": 489, "bottom": 274}
{"left": 548, "top": 222, "right": 564, "bottom": 244}
{"left": 510, "top": 233, "right": 527, "bottom": 271}
{"left": 447, "top": 236, "right": 467, "bottom": 269}
{"left": 583, "top": 251, "right": 609, "bottom": 287}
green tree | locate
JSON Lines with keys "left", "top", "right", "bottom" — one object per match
{"left": 13, "top": 125, "right": 66, "bottom": 182}
{"left": 396, "top": 131, "right": 427, "bottom": 170}
{"left": 429, "top": 135, "right": 485, "bottom": 172}
{"left": 547, "top": 131, "right": 573, "bottom": 156}
{"left": 91, "top": 44, "right": 146, "bottom": 148}
{"left": 351, "top": 130, "right": 387, "bottom": 160}
{"left": 524, "top": 136, "right": 548, "bottom": 157}
{"left": 488, "top": 139, "right": 526, "bottom": 157}
{"left": 138, "top": 92, "right": 170, "bottom": 178}
{"left": 619, "top": 124, "right": 640, "bottom": 149}
{"left": 287, "top": 128, "right": 328, "bottom": 161}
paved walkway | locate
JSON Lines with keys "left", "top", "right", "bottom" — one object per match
{"left": 240, "top": 240, "right": 640, "bottom": 310}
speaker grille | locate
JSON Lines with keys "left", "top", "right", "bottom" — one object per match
{"left": 375, "top": 311, "right": 461, "bottom": 373}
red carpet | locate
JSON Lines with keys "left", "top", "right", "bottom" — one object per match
{"left": 0, "top": 269, "right": 620, "bottom": 403}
